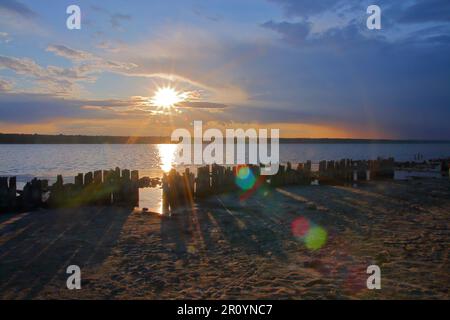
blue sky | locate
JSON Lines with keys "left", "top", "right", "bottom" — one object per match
{"left": 0, "top": 0, "right": 449, "bottom": 138}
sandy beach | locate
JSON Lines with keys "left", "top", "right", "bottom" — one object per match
{"left": 0, "top": 178, "right": 448, "bottom": 299}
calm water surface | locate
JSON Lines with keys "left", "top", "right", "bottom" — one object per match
{"left": 1, "top": 143, "right": 450, "bottom": 182}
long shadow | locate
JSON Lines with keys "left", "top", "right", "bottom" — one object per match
{"left": 195, "top": 193, "right": 289, "bottom": 260}
{"left": 0, "top": 206, "right": 131, "bottom": 299}
{"left": 274, "top": 184, "right": 402, "bottom": 236}
{"left": 160, "top": 210, "right": 190, "bottom": 260}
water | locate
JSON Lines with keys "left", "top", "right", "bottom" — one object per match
{"left": 1, "top": 143, "right": 450, "bottom": 183}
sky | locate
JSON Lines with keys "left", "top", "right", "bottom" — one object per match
{"left": 0, "top": 0, "right": 449, "bottom": 139}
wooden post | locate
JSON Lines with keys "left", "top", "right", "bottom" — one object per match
{"left": 84, "top": 172, "right": 93, "bottom": 186}
{"left": 183, "top": 168, "right": 194, "bottom": 205}
{"left": 120, "top": 169, "right": 131, "bottom": 207}
{"left": 0, "top": 177, "right": 8, "bottom": 211}
{"left": 82, "top": 171, "right": 93, "bottom": 205}
{"left": 131, "top": 170, "right": 139, "bottom": 207}
{"left": 211, "top": 164, "right": 219, "bottom": 194}
{"left": 8, "top": 177, "right": 17, "bottom": 210}
{"left": 112, "top": 168, "right": 121, "bottom": 205}
{"left": 48, "top": 175, "right": 64, "bottom": 208}
{"left": 195, "top": 166, "right": 210, "bottom": 198}
{"left": 305, "top": 160, "right": 312, "bottom": 172}
{"left": 94, "top": 170, "right": 102, "bottom": 184}
{"left": 92, "top": 170, "right": 102, "bottom": 205}
{"left": 162, "top": 173, "right": 169, "bottom": 212}
{"left": 31, "top": 178, "right": 42, "bottom": 207}
{"left": 102, "top": 170, "right": 113, "bottom": 205}
{"left": 75, "top": 173, "right": 83, "bottom": 188}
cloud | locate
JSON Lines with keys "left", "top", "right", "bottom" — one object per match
{"left": 0, "top": 54, "right": 93, "bottom": 94}
{"left": 46, "top": 45, "right": 95, "bottom": 61}
{"left": 178, "top": 101, "right": 227, "bottom": 109}
{"left": 267, "top": 0, "right": 342, "bottom": 18}
{"left": 110, "top": 13, "right": 132, "bottom": 29}
{"left": 0, "top": 0, "right": 37, "bottom": 19}
{"left": 0, "top": 55, "right": 42, "bottom": 76}
{"left": 90, "top": 5, "right": 132, "bottom": 29}
{"left": 399, "top": 0, "right": 450, "bottom": 24}
{"left": 262, "top": 20, "right": 312, "bottom": 44}
{"left": 0, "top": 44, "right": 138, "bottom": 95}
{"left": 0, "top": 31, "right": 11, "bottom": 43}
{"left": 0, "top": 78, "right": 13, "bottom": 92}
{"left": 46, "top": 44, "right": 136, "bottom": 70}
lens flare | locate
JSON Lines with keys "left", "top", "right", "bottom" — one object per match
{"left": 291, "top": 216, "right": 328, "bottom": 250}
{"left": 291, "top": 217, "right": 310, "bottom": 238}
{"left": 235, "top": 165, "right": 256, "bottom": 191}
{"left": 304, "top": 226, "right": 327, "bottom": 250}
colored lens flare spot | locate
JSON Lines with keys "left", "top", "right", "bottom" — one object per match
{"left": 235, "top": 166, "right": 256, "bottom": 191}
{"left": 291, "top": 217, "right": 328, "bottom": 250}
{"left": 291, "top": 217, "right": 310, "bottom": 238}
{"left": 304, "top": 226, "right": 327, "bottom": 250}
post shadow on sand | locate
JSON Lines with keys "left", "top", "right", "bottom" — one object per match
{"left": 0, "top": 206, "right": 131, "bottom": 299}
{"left": 160, "top": 191, "right": 289, "bottom": 261}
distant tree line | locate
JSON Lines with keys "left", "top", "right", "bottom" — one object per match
{"left": 0, "top": 133, "right": 448, "bottom": 144}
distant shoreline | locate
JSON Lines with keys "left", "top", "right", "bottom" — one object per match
{"left": 1, "top": 133, "right": 450, "bottom": 144}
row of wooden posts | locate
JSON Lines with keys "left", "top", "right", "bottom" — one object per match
{"left": 0, "top": 158, "right": 396, "bottom": 213}
{"left": 0, "top": 168, "right": 139, "bottom": 213}
{"left": 161, "top": 158, "right": 396, "bottom": 210}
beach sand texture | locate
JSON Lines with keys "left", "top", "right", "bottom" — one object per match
{"left": 0, "top": 179, "right": 448, "bottom": 299}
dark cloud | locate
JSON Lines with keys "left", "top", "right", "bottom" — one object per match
{"left": 261, "top": 20, "right": 311, "bottom": 44}
{"left": 0, "top": 93, "right": 120, "bottom": 123}
{"left": 0, "top": 93, "right": 228, "bottom": 123}
{"left": 253, "top": 2, "right": 450, "bottom": 139}
{"left": 178, "top": 101, "right": 227, "bottom": 109}
{"left": 399, "top": 0, "right": 450, "bottom": 24}
{"left": 268, "top": 0, "right": 450, "bottom": 25}
{"left": 89, "top": 5, "right": 131, "bottom": 29}
{"left": 268, "top": 0, "right": 342, "bottom": 18}
{"left": 0, "top": 0, "right": 37, "bottom": 18}
{"left": 110, "top": 13, "right": 132, "bottom": 29}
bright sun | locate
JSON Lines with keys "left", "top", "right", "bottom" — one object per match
{"left": 151, "top": 86, "right": 186, "bottom": 108}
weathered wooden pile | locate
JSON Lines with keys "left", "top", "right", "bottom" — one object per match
{"left": 50, "top": 168, "right": 139, "bottom": 208}
{"left": 0, "top": 158, "right": 396, "bottom": 213}
{"left": 160, "top": 158, "right": 396, "bottom": 210}
{"left": 0, "top": 168, "right": 139, "bottom": 213}
{"left": 316, "top": 158, "right": 395, "bottom": 184}
{"left": 0, "top": 176, "right": 17, "bottom": 212}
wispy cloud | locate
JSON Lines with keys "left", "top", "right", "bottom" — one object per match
{"left": 0, "top": 31, "right": 12, "bottom": 43}
{"left": 0, "top": 0, "right": 37, "bottom": 19}
{"left": 0, "top": 78, "right": 13, "bottom": 92}
{"left": 90, "top": 5, "right": 132, "bottom": 30}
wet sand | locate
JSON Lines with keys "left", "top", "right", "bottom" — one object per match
{"left": 0, "top": 179, "right": 448, "bottom": 299}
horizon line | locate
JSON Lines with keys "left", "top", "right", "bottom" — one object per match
{"left": 1, "top": 133, "right": 450, "bottom": 144}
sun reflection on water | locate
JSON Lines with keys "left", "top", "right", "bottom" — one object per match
{"left": 158, "top": 144, "right": 177, "bottom": 173}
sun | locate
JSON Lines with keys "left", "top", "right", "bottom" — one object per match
{"left": 150, "top": 86, "right": 186, "bottom": 108}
